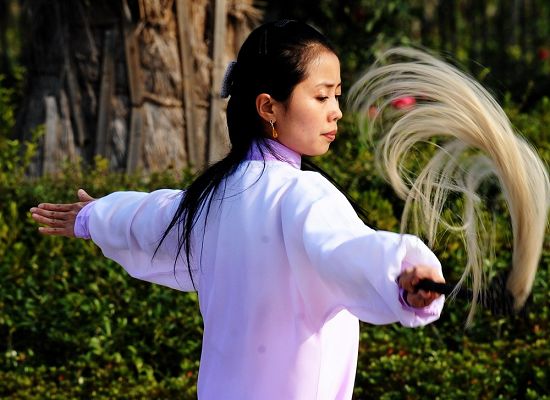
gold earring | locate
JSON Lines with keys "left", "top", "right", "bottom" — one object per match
{"left": 270, "top": 119, "right": 278, "bottom": 139}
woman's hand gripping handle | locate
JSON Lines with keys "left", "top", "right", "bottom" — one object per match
{"left": 398, "top": 265, "right": 445, "bottom": 308}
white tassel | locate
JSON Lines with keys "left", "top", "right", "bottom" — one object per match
{"left": 348, "top": 47, "right": 550, "bottom": 324}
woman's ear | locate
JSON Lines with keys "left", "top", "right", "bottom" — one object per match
{"left": 256, "top": 93, "right": 277, "bottom": 123}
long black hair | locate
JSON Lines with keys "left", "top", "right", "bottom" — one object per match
{"left": 156, "top": 20, "right": 340, "bottom": 287}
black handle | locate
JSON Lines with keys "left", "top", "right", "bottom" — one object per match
{"left": 415, "top": 279, "right": 461, "bottom": 296}
{"left": 414, "top": 278, "right": 520, "bottom": 317}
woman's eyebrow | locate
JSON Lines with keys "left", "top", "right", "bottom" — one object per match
{"left": 315, "top": 81, "right": 342, "bottom": 88}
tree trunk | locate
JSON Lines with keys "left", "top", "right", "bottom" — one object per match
{"left": 16, "top": 0, "right": 261, "bottom": 175}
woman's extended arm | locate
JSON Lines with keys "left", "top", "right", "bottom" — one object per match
{"left": 31, "top": 188, "right": 197, "bottom": 292}
{"left": 281, "top": 173, "right": 445, "bottom": 327}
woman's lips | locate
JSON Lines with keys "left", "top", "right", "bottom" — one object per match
{"left": 322, "top": 130, "right": 337, "bottom": 141}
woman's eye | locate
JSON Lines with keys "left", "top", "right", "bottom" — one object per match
{"left": 317, "top": 94, "right": 341, "bottom": 103}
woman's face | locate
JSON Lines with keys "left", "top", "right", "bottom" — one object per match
{"left": 273, "top": 51, "right": 343, "bottom": 156}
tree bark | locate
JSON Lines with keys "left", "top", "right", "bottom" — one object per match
{"left": 15, "top": 0, "right": 261, "bottom": 175}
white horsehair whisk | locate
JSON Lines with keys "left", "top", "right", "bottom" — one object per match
{"left": 347, "top": 47, "right": 550, "bottom": 325}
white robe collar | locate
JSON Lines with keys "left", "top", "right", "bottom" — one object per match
{"left": 246, "top": 139, "right": 301, "bottom": 169}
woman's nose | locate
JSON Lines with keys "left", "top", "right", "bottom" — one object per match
{"left": 330, "top": 101, "right": 343, "bottom": 121}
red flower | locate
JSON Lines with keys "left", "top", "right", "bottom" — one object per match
{"left": 391, "top": 96, "right": 416, "bottom": 109}
{"left": 538, "top": 48, "right": 550, "bottom": 61}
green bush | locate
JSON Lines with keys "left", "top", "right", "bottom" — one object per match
{"left": 0, "top": 153, "right": 202, "bottom": 398}
{"left": 1, "top": 90, "right": 549, "bottom": 397}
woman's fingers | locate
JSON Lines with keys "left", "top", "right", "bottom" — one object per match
{"left": 30, "top": 203, "right": 83, "bottom": 238}
{"left": 77, "top": 189, "right": 95, "bottom": 202}
{"left": 32, "top": 211, "right": 74, "bottom": 236}
{"left": 406, "top": 289, "right": 439, "bottom": 308}
{"left": 30, "top": 190, "right": 95, "bottom": 238}
{"left": 30, "top": 212, "right": 67, "bottom": 227}
{"left": 30, "top": 207, "right": 74, "bottom": 221}
{"left": 399, "top": 265, "right": 445, "bottom": 308}
{"left": 37, "top": 226, "right": 71, "bottom": 236}
{"left": 33, "top": 203, "right": 75, "bottom": 212}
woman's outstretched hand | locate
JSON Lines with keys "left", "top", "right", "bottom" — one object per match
{"left": 30, "top": 189, "right": 95, "bottom": 238}
{"left": 398, "top": 265, "right": 445, "bottom": 308}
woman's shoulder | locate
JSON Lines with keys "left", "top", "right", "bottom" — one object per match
{"left": 237, "top": 159, "right": 343, "bottom": 199}
{"left": 278, "top": 165, "right": 345, "bottom": 202}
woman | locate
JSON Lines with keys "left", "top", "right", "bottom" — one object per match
{"left": 31, "top": 20, "right": 444, "bottom": 399}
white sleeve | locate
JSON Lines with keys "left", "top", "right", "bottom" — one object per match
{"left": 281, "top": 174, "right": 444, "bottom": 327}
{"left": 88, "top": 189, "right": 197, "bottom": 292}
